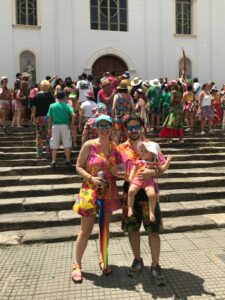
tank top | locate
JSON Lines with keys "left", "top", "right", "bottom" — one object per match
{"left": 202, "top": 94, "right": 211, "bottom": 107}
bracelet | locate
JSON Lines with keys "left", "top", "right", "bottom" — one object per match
{"left": 88, "top": 175, "right": 92, "bottom": 183}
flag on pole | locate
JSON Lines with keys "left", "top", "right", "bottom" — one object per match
{"left": 182, "top": 47, "right": 187, "bottom": 79}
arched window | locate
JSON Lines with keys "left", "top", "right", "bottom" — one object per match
{"left": 179, "top": 57, "right": 192, "bottom": 79}
{"left": 16, "top": 0, "right": 37, "bottom": 26}
{"left": 90, "top": 0, "right": 127, "bottom": 31}
{"left": 176, "top": 0, "right": 191, "bottom": 34}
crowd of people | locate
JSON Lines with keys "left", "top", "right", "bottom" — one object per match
{"left": 1, "top": 70, "right": 225, "bottom": 285}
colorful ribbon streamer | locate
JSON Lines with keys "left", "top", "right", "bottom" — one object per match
{"left": 96, "top": 198, "right": 108, "bottom": 270}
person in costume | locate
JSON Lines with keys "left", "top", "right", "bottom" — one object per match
{"left": 81, "top": 102, "right": 107, "bottom": 146}
{"left": 128, "top": 141, "right": 172, "bottom": 222}
{"left": 198, "top": 83, "right": 214, "bottom": 135}
{"left": 134, "top": 88, "right": 150, "bottom": 133}
{"left": 161, "top": 84, "right": 171, "bottom": 123}
{"left": 111, "top": 80, "right": 135, "bottom": 144}
{"left": 0, "top": 76, "right": 11, "bottom": 127}
{"left": 159, "top": 80, "right": 184, "bottom": 143}
{"left": 146, "top": 79, "right": 163, "bottom": 131}
{"left": 182, "top": 83, "right": 195, "bottom": 132}
{"left": 210, "top": 87, "right": 222, "bottom": 127}
{"left": 72, "top": 115, "right": 121, "bottom": 283}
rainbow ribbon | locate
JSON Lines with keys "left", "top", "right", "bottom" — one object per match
{"left": 96, "top": 198, "right": 108, "bottom": 269}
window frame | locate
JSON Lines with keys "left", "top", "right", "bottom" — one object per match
{"left": 90, "top": 0, "right": 128, "bottom": 32}
{"left": 175, "top": 0, "right": 192, "bottom": 35}
{"left": 14, "top": 0, "right": 39, "bottom": 27}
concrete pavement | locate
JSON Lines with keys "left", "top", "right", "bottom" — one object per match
{"left": 1, "top": 228, "right": 225, "bottom": 299}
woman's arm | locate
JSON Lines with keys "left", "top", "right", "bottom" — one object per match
{"left": 199, "top": 91, "right": 204, "bottom": 110}
{"left": 76, "top": 141, "right": 92, "bottom": 180}
{"left": 170, "top": 91, "right": 175, "bottom": 106}
{"left": 79, "top": 107, "right": 84, "bottom": 131}
{"left": 111, "top": 94, "right": 118, "bottom": 120}
{"left": 81, "top": 127, "right": 88, "bottom": 146}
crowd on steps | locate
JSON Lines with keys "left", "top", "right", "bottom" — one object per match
{"left": 1, "top": 69, "right": 225, "bottom": 286}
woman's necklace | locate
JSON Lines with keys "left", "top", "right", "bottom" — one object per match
{"left": 98, "top": 142, "right": 111, "bottom": 157}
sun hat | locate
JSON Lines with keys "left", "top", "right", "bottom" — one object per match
{"left": 102, "top": 79, "right": 110, "bottom": 87}
{"left": 22, "top": 72, "right": 30, "bottom": 78}
{"left": 139, "top": 141, "right": 160, "bottom": 157}
{"left": 169, "top": 80, "right": 178, "bottom": 86}
{"left": 97, "top": 102, "right": 106, "bottom": 112}
{"left": 142, "top": 80, "right": 150, "bottom": 88}
{"left": 122, "top": 73, "right": 128, "bottom": 78}
{"left": 131, "top": 77, "right": 142, "bottom": 87}
{"left": 117, "top": 80, "right": 128, "bottom": 90}
{"left": 210, "top": 87, "right": 218, "bottom": 93}
{"left": 149, "top": 78, "right": 161, "bottom": 88}
{"left": 84, "top": 90, "right": 95, "bottom": 98}
{"left": 96, "top": 115, "right": 112, "bottom": 125}
{"left": 0, "top": 76, "right": 8, "bottom": 81}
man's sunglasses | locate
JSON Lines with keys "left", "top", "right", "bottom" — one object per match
{"left": 127, "top": 125, "right": 141, "bottom": 131}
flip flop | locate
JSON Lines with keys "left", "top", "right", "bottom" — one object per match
{"left": 71, "top": 263, "right": 83, "bottom": 283}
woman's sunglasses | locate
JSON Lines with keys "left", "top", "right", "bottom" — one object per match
{"left": 97, "top": 124, "right": 112, "bottom": 129}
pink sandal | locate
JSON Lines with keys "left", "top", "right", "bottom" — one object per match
{"left": 71, "top": 263, "right": 83, "bottom": 283}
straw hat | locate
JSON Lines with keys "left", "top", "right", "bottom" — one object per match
{"left": 131, "top": 77, "right": 142, "bottom": 87}
{"left": 149, "top": 78, "right": 161, "bottom": 88}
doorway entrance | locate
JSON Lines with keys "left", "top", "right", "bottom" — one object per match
{"left": 92, "top": 55, "right": 127, "bottom": 78}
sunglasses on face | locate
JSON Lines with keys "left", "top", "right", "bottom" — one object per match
{"left": 127, "top": 125, "right": 141, "bottom": 131}
{"left": 97, "top": 124, "right": 112, "bottom": 129}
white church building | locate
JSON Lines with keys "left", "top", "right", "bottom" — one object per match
{"left": 0, "top": 0, "right": 225, "bottom": 87}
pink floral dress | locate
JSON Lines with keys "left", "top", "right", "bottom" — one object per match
{"left": 73, "top": 141, "right": 121, "bottom": 216}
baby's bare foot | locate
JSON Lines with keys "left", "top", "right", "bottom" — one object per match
{"left": 150, "top": 211, "right": 155, "bottom": 223}
{"left": 128, "top": 207, "right": 133, "bottom": 218}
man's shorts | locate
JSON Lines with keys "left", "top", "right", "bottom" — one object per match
{"left": 50, "top": 125, "right": 72, "bottom": 149}
{"left": 122, "top": 181, "right": 163, "bottom": 233}
{"left": 151, "top": 106, "right": 161, "bottom": 115}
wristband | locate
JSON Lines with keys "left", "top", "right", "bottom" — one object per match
{"left": 88, "top": 175, "right": 92, "bottom": 183}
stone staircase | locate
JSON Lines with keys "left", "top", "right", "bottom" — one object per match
{"left": 0, "top": 126, "right": 225, "bottom": 245}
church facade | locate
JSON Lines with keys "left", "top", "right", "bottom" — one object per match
{"left": 0, "top": 0, "right": 225, "bottom": 87}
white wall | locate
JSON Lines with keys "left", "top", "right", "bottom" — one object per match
{"left": 1, "top": 0, "right": 225, "bottom": 88}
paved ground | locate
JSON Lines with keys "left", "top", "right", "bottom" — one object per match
{"left": 1, "top": 229, "right": 225, "bottom": 300}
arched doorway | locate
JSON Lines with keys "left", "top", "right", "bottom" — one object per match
{"left": 178, "top": 57, "right": 192, "bottom": 79}
{"left": 92, "top": 55, "right": 128, "bottom": 78}
{"left": 20, "top": 50, "right": 36, "bottom": 87}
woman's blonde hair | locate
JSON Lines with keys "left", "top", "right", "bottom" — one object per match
{"left": 40, "top": 80, "right": 50, "bottom": 92}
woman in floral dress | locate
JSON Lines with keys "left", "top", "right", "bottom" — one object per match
{"left": 72, "top": 115, "right": 121, "bottom": 283}
{"left": 159, "top": 80, "right": 184, "bottom": 143}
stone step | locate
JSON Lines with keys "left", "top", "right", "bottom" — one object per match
{"left": 2, "top": 152, "right": 225, "bottom": 164}
{"left": 0, "top": 174, "right": 79, "bottom": 187}
{"left": 0, "top": 173, "right": 225, "bottom": 190}
{"left": 0, "top": 181, "right": 225, "bottom": 200}
{"left": 0, "top": 147, "right": 81, "bottom": 154}
{"left": 0, "top": 165, "right": 75, "bottom": 176}
{"left": 0, "top": 191, "right": 225, "bottom": 217}
{"left": 1, "top": 146, "right": 225, "bottom": 160}
{"left": 0, "top": 201, "right": 224, "bottom": 231}
{"left": 0, "top": 164, "right": 224, "bottom": 178}
{"left": 1, "top": 212, "right": 225, "bottom": 245}
{"left": 0, "top": 134, "right": 224, "bottom": 142}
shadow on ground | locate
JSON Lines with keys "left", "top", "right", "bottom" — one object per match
{"left": 83, "top": 266, "right": 216, "bottom": 299}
